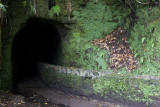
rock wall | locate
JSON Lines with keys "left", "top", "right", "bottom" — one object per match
{"left": 38, "top": 62, "right": 160, "bottom": 105}
{"left": 0, "top": 0, "right": 53, "bottom": 90}
{"left": 0, "top": 0, "right": 85, "bottom": 90}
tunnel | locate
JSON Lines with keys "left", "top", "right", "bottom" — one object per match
{"left": 12, "top": 17, "right": 61, "bottom": 89}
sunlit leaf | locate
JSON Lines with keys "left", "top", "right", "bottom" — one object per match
{"left": 142, "top": 37, "right": 145, "bottom": 43}
{"left": 134, "top": 53, "right": 138, "bottom": 57}
{"left": 100, "top": 52, "right": 104, "bottom": 57}
{"left": 140, "top": 57, "right": 144, "bottom": 64}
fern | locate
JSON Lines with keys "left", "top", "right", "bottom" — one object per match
{"left": 129, "top": 7, "right": 160, "bottom": 75}
{"left": 48, "top": 5, "right": 60, "bottom": 18}
{"left": 73, "top": 0, "right": 130, "bottom": 40}
{"left": 59, "top": 0, "right": 130, "bottom": 71}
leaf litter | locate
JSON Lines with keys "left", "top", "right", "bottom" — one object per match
{"left": 91, "top": 28, "right": 139, "bottom": 72}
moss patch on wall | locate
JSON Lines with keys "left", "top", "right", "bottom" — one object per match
{"left": 1, "top": 37, "right": 13, "bottom": 90}
{"left": 39, "top": 63, "right": 160, "bottom": 106}
{"left": 93, "top": 75, "right": 160, "bottom": 105}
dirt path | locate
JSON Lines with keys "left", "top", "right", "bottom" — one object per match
{"left": 27, "top": 88, "right": 123, "bottom": 107}
{"left": 14, "top": 77, "right": 148, "bottom": 107}
{"left": 1, "top": 76, "right": 152, "bottom": 107}
{"left": 16, "top": 77, "right": 122, "bottom": 107}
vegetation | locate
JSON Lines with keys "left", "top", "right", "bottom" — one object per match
{"left": 58, "top": 0, "right": 160, "bottom": 76}
{"left": 60, "top": 0, "right": 130, "bottom": 71}
{"left": 93, "top": 74, "right": 160, "bottom": 105}
{"left": 41, "top": 64, "right": 160, "bottom": 105}
{"left": 0, "top": 1, "right": 6, "bottom": 17}
{"left": 48, "top": 5, "right": 60, "bottom": 18}
{"left": 129, "top": 6, "right": 160, "bottom": 75}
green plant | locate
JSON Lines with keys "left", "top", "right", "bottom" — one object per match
{"left": 73, "top": 0, "right": 130, "bottom": 40}
{"left": 22, "top": 1, "right": 27, "bottom": 7}
{"left": 129, "top": 7, "right": 160, "bottom": 75}
{"left": 93, "top": 75, "right": 160, "bottom": 105}
{"left": 59, "top": 0, "right": 131, "bottom": 71}
{"left": 60, "top": 31, "right": 110, "bottom": 70}
{"left": 48, "top": 5, "right": 60, "bottom": 18}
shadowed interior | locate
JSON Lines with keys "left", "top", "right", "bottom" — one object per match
{"left": 12, "top": 17, "right": 61, "bottom": 89}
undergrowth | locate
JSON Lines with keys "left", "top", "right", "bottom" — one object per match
{"left": 59, "top": 0, "right": 160, "bottom": 75}
{"left": 93, "top": 75, "right": 160, "bottom": 105}
{"left": 60, "top": 29, "right": 110, "bottom": 71}
{"left": 48, "top": 5, "right": 60, "bottom": 18}
{"left": 60, "top": 0, "right": 130, "bottom": 71}
{"left": 129, "top": 7, "right": 160, "bottom": 75}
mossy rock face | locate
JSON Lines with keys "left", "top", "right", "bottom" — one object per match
{"left": 38, "top": 62, "right": 160, "bottom": 106}
{"left": 0, "top": 37, "right": 13, "bottom": 90}
{"left": 1, "top": 0, "right": 52, "bottom": 90}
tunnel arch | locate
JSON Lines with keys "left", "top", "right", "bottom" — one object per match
{"left": 12, "top": 17, "right": 61, "bottom": 89}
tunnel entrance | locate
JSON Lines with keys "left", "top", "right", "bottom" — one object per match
{"left": 12, "top": 17, "right": 61, "bottom": 89}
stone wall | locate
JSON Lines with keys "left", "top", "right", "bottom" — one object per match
{"left": 38, "top": 62, "right": 160, "bottom": 105}
{"left": 0, "top": 0, "right": 50, "bottom": 90}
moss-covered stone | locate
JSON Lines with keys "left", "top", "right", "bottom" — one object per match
{"left": 1, "top": 0, "right": 52, "bottom": 90}
{"left": 39, "top": 62, "right": 160, "bottom": 105}
{"left": 1, "top": 37, "right": 13, "bottom": 90}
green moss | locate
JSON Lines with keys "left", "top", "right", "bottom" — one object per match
{"left": 40, "top": 66, "right": 160, "bottom": 105}
{"left": 93, "top": 74, "right": 160, "bottom": 105}
{"left": 1, "top": 37, "right": 13, "bottom": 90}
{"left": 42, "top": 69, "right": 81, "bottom": 90}
{"left": 93, "top": 75, "right": 130, "bottom": 96}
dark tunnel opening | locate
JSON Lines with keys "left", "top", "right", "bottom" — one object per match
{"left": 12, "top": 17, "right": 61, "bottom": 90}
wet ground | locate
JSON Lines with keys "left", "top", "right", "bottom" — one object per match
{"left": 0, "top": 77, "right": 150, "bottom": 107}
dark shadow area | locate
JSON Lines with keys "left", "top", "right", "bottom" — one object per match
{"left": 12, "top": 17, "right": 61, "bottom": 90}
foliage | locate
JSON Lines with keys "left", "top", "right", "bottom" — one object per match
{"left": 72, "top": 0, "right": 130, "bottom": 40}
{"left": 0, "top": 3, "right": 6, "bottom": 11}
{"left": 129, "top": 7, "right": 160, "bottom": 75}
{"left": 60, "top": 29, "right": 110, "bottom": 71}
{"left": 60, "top": 0, "right": 131, "bottom": 71}
{"left": 22, "top": 0, "right": 27, "bottom": 7}
{"left": 48, "top": 5, "right": 60, "bottom": 18}
{"left": 93, "top": 75, "right": 160, "bottom": 105}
